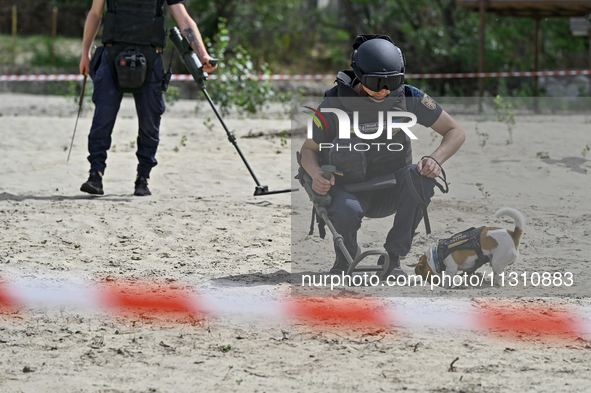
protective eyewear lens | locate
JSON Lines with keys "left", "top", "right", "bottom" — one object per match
{"left": 361, "top": 74, "right": 404, "bottom": 92}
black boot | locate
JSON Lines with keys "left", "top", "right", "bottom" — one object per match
{"left": 378, "top": 253, "right": 407, "bottom": 279}
{"left": 330, "top": 254, "right": 350, "bottom": 275}
{"left": 80, "top": 171, "right": 104, "bottom": 195}
{"left": 134, "top": 176, "right": 151, "bottom": 196}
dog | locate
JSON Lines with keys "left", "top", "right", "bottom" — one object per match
{"left": 414, "top": 207, "right": 525, "bottom": 287}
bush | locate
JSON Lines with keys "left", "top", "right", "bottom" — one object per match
{"left": 202, "top": 18, "right": 277, "bottom": 116}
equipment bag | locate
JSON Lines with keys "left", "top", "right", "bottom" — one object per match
{"left": 115, "top": 46, "right": 147, "bottom": 90}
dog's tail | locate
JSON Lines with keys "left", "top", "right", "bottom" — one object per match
{"left": 494, "top": 207, "right": 525, "bottom": 248}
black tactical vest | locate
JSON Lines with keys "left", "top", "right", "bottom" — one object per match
{"left": 102, "top": 0, "right": 167, "bottom": 48}
{"left": 322, "top": 70, "right": 412, "bottom": 183}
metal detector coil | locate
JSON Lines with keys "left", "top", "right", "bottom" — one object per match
{"left": 168, "top": 27, "right": 294, "bottom": 196}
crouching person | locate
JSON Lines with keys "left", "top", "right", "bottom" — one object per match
{"left": 300, "top": 34, "right": 465, "bottom": 278}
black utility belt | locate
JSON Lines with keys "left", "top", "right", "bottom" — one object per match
{"left": 105, "top": 43, "right": 162, "bottom": 53}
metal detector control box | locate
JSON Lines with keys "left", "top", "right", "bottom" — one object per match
{"left": 169, "top": 27, "right": 208, "bottom": 85}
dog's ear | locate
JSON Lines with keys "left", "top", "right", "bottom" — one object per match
{"left": 415, "top": 255, "right": 427, "bottom": 275}
{"left": 416, "top": 255, "right": 433, "bottom": 283}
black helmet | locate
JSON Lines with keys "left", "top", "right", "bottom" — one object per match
{"left": 351, "top": 35, "right": 405, "bottom": 92}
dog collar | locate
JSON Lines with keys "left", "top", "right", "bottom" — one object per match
{"left": 426, "top": 245, "right": 444, "bottom": 274}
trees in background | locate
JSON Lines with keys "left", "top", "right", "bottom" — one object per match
{"left": 1, "top": 0, "right": 588, "bottom": 96}
{"left": 186, "top": 0, "right": 588, "bottom": 96}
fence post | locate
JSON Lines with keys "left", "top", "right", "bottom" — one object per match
{"left": 478, "top": 0, "right": 486, "bottom": 113}
{"left": 12, "top": 5, "right": 17, "bottom": 64}
{"left": 51, "top": 7, "right": 58, "bottom": 66}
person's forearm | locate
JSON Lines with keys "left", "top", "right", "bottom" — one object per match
{"left": 301, "top": 146, "right": 322, "bottom": 178}
{"left": 82, "top": 12, "right": 102, "bottom": 58}
{"left": 178, "top": 19, "right": 209, "bottom": 60}
{"left": 430, "top": 127, "right": 465, "bottom": 165}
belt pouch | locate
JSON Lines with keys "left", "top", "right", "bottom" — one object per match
{"left": 115, "top": 46, "right": 147, "bottom": 91}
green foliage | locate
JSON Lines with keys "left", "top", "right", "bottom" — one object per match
{"left": 582, "top": 145, "right": 590, "bottom": 158}
{"left": 536, "top": 151, "right": 550, "bottom": 159}
{"left": 173, "top": 135, "right": 188, "bottom": 152}
{"left": 204, "top": 18, "right": 277, "bottom": 116}
{"left": 474, "top": 122, "right": 489, "bottom": 147}
{"left": 163, "top": 86, "right": 180, "bottom": 107}
{"left": 186, "top": 0, "right": 328, "bottom": 73}
{"left": 0, "top": 34, "right": 81, "bottom": 67}
{"left": 58, "top": 80, "right": 93, "bottom": 113}
{"left": 475, "top": 182, "right": 490, "bottom": 198}
{"left": 493, "top": 95, "right": 516, "bottom": 144}
{"left": 189, "top": 0, "right": 588, "bottom": 96}
{"left": 203, "top": 116, "right": 215, "bottom": 131}
{"left": 279, "top": 130, "right": 288, "bottom": 148}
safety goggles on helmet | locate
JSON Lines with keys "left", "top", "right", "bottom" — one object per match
{"left": 360, "top": 72, "right": 404, "bottom": 92}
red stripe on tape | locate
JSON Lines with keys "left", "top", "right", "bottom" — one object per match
{"left": 0, "top": 286, "right": 14, "bottom": 308}
{"left": 0, "top": 281, "right": 18, "bottom": 313}
{"left": 100, "top": 280, "right": 201, "bottom": 316}
{"left": 286, "top": 297, "right": 391, "bottom": 329}
{"left": 477, "top": 303, "right": 583, "bottom": 339}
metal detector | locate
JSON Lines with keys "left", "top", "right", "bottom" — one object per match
{"left": 296, "top": 153, "right": 390, "bottom": 280}
{"left": 169, "top": 27, "right": 294, "bottom": 196}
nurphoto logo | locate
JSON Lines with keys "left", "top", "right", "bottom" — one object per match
{"left": 304, "top": 107, "right": 418, "bottom": 151}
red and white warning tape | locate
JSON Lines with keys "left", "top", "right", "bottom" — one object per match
{"left": 1, "top": 276, "right": 590, "bottom": 339}
{"left": 407, "top": 70, "right": 591, "bottom": 79}
{"left": 1, "top": 70, "right": 590, "bottom": 82}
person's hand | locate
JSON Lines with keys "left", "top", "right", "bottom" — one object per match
{"left": 312, "top": 171, "right": 334, "bottom": 195}
{"left": 417, "top": 156, "right": 441, "bottom": 178}
{"left": 79, "top": 55, "right": 91, "bottom": 76}
{"left": 202, "top": 55, "right": 218, "bottom": 73}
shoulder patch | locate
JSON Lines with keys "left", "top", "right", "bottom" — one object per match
{"left": 421, "top": 94, "right": 437, "bottom": 110}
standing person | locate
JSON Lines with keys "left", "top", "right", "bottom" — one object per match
{"left": 299, "top": 35, "right": 465, "bottom": 279}
{"left": 79, "top": 0, "right": 217, "bottom": 196}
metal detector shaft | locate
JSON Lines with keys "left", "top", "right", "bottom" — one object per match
{"left": 316, "top": 206, "right": 355, "bottom": 265}
{"left": 200, "top": 88, "right": 263, "bottom": 187}
{"left": 169, "top": 26, "right": 293, "bottom": 196}
{"left": 316, "top": 167, "right": 355, "bottom": 265}
{"left": 67, "top": 74, "right": 87, "bottom": 162}
{"left": 201, "top": 87, "right": 293, "bottom": 196}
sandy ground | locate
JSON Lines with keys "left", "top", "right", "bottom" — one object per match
{"left": 1, "top": 92, "right": 591, "bottom": 392}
